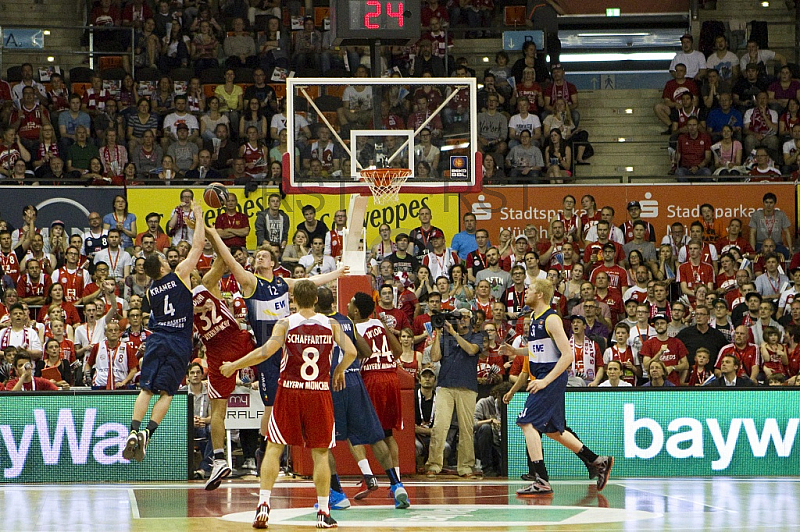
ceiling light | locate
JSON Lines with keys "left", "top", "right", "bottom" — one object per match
{"left": 559, "top": 52, "right": 675, "bottom": 62}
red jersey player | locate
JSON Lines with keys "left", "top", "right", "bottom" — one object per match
{"left": 350, "top": 292, "right": 404, "bottom": 485}
{"left": 194, "top": 226, "right": 257, "bottom": 490}
{"left": 220, "top": 279, "right": 356, "bottom": 530}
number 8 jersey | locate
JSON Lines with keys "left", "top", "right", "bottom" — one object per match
{"left": 279, "top": 313, "right": 334, "bottom": 391}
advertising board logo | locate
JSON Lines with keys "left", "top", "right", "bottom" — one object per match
{"left": 228, "top": 394, "right": 250, "bottom": 408}
{"left": 640, "top": 192, "right": 659, "bottom": 218}
{"left": 624, "top": 404, "right": 798, "bottom": 470}
{"left": 471, "top": 195, "right": 492, "bottom": 221}
{"left": 1, "top": 408, "right": 127, "bottom": 479}
{"left": 450, "top": 156, "right": 469, "bottom": 179}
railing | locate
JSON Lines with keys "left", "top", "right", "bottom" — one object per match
{"left": 0, "top": 24, "right": 135, "bottom": 79}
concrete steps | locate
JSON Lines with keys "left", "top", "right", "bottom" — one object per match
{"left": 572, "top": 88, "right": 671, "bottom": 179}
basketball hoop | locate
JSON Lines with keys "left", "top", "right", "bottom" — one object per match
{"left": 360, "top": 168, "right": 411, "bottom": 205}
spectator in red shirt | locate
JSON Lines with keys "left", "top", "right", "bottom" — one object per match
{"left": 376, "top": 283, "right": 411, "bottom": 338}
{"left": 640, "top": 314, "right": 689, "bottom": 386}
{"left": 214, "top": 192, "right": 250, "bottom": 249}
{"left": 675, "top": 117, "right": 712, "bottom": 180}
{"left": 10, "top": 86, "right": 50, "bottom": 153}
{"left": 4, "top": 349, "right": 59, "bottom": 391}
{"left": 654, "top": 63, "right": 699, "bottom": 133}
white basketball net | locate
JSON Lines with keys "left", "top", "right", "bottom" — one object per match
{"left": 360, "top": 168, "right": 411, "bottom": 205}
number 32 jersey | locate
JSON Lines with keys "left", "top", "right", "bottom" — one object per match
{"left": 192, "top": 286, "right": 243, "bottom": 348}
{"left": 280, "top": 313, "right": 335, "bottom": 391}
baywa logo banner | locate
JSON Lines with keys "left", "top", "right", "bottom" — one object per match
{"left": 0, "top": 393, "right": 188, "bottom": 482}
{"left": 505, "top": 390, "right": 799, "bottom": 478}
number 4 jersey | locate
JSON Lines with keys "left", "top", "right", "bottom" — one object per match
{"left": 279, "top": 312, "right": 335, "bottom": 392}
{"left": 147, "top": 272, "right": 193, "bottom": 340}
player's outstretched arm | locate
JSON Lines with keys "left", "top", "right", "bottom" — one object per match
{"left": 176, "top": 201, "right": 205, "bottom": 285}
{"left": 201, "top": 226, "right": 227, "bottom": 298}
{"left": 206, "top": 225, "right": 257, "bottom": 296}
{"left": 308, "top": 264, "right": 349, "bottom": 287}
{"left": 220, "top": 320, "right": 287, "bottom": 377}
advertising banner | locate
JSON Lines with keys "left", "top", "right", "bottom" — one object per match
{"left": 462, "top": 183, "right": 796, "bottom": 241}
{"left": 0, "top": 186, "right": 123, "bottom": 237}
{"left": 505, "top": 390, "right": 800, "bottom": 478}
{"left": 128, "top": 187, "right": 461, "bottom": 252}
{"left": 224, "top": 388, "right": 263, "bottom": 430}
{"left": 0, "top": 392, "right": 188, "bottom": 482}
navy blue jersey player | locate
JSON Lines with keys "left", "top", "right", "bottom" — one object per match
{"left": 316, "top": 287, "right": 410, "bottom": 510}
{"left": 501, "top": 278, "right": 614, "bottom": 495}
{"left": 209, "top": 230, "right": 348, "bottom": 450}
{"left": 123, "top": 201, "right": 205, "bottom": 463}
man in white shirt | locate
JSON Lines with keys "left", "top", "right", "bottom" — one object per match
{"left": 584, "top": 206, "right": 625, "bottom": 244}
{"left": 11, "top": 63, "right": 47, "bottom": 108}
{"left": 705, "top": 35, "right": 740, "bottom": 82}
{"left": 738, "top": 39, "right": 786, "bottom": 77}
{"left": 299, "top": 235, "right": 337, "bottom": 275}
{"left": 508, "top": 97, "right": 542, "bottom": 148}
{"left": 161, "top": 95, "right": 201, "bottom": 150}
{"left": 0, "top": 303, "right": 43, "bottom": 358}
{"left": 93, "top": 229, "right": 133, "bottom": 284}
{"left": 74, "top": 298, "right": 118, "bottom": 362}
{"left": 670, "top": 34, "right": 706, "bottom": 80}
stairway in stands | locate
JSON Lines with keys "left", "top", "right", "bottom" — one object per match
{"left": 573, "top": 88, "right": 671, "bottom": 182}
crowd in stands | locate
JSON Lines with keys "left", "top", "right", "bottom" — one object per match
{"left": 658, "top": 33, "right": 800, "bottom": 181}
{"left": 0, "top": 0, "right": 597, "bottom": 186}
{"left": 1, "top": 188, "right": 799, "bottom": 475}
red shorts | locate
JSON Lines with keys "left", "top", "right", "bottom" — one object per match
{"left": 268, "top": 387, "right": 335, "bottom": 448}
{"left": 206, "top": 329, "right": 256, "bottom": 399}
{"left": 362, "top": 371, "right": 403, "bottom": 431}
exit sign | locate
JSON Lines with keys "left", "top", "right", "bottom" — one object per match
{"left": 606, "top": 8, "right": 621, "bottom": 16}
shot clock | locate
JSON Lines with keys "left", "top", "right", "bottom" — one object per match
{"left": 330, "top": 0, "right": 420, "bottom": 45}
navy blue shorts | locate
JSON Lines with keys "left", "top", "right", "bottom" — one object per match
{"left": 516, "top": 363, "right": 568, "bottom": 435}
{"left": 138, "top": 334, "right": 192, "bottom": 396}
{"left": 256, "top": 350, "right": 281, "bottom": 406}
{"left": 333, "top": 372, "right": 385, "bottom": 445}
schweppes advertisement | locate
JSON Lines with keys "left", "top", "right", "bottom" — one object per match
{"left": 128, "top": 187, "right": 461, "bottom": 251}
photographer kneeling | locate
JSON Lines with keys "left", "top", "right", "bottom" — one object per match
{"left": 425, "top": 309, "right": 487, "bottom": 479}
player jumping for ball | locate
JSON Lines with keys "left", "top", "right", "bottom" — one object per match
{"left": 191, "top": 225, "right": 257, "bottom": 490}
{"left": 211, "top": 225, "right": 348, "bottom": 471}
{"left": 221, "top": 280, "right": 357, "bottom": 529}
{"left": 500, "top": 278, "right": 613, "bottom": 495}
{"left": 124, "top": 201, "right": 205, "bottom": 463}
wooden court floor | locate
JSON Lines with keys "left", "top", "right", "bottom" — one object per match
{"left": 1, "top": 476, "right": 799, "bottom": 531}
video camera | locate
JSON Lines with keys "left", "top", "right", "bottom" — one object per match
{"left": 430, "top": 311, "right": 465, "bottom": 329}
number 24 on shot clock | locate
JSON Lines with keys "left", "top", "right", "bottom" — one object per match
{"left": 330, "top": 0, "right": 420, "bottom": 45}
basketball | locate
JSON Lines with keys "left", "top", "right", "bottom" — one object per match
{"left": 203, "top": 182, "right": 228, "bottom": 209}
